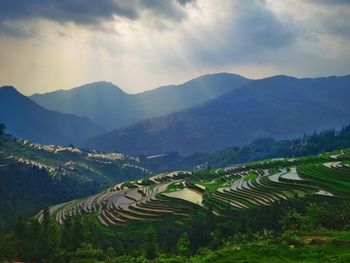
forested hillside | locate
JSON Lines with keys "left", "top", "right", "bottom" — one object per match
{"left": 160, "top": 124, "right": 350, "bottom": 171}
{"left": 0, "top": 130, "right": 150, "bottom": 225}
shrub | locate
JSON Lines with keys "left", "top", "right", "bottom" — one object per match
{"left": 281, "top": 230, "right": 303, "bottom": 246}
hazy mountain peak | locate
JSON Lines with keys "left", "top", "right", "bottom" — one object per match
{"left": 182, "top": 72, "right": 248, "bottom": 85}
{"left": 0, "top": 85, "right": 19, "bottom": 94}
{"left": 32, "top": 81, "right": 125, "bottom": 97}
{"left": 0, "top": 86, "right": 104, "bottom": 146}
{"left": 0, "top": 86, "right": 32, "bottom": 104}
{"left": 30, "top": 73, "right": 252, "bottom": 130}
{"left": 74, "top": 81, "right": 125, "bottom": 93}
{"left": 259, "top": 75, "right": 297, "bottom": 82}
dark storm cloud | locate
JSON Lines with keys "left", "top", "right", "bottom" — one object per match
{"left": 234, "top": 1, "right": 296, "bottom": 48}
{"left": 0, "top": 22, "right": 38, "bottom": 38}
{"left": 306, "top": 0, "right": 350, "bottom": 39}
{"left": 176, "top": 0, "right": 195, "bottom": 5}
{"left": 0, "top": 0, "right": 138, "bottom": 24}
{"left": 139, "top": 0, "right": 193, "bottom": 21}
{"left": 190, "top": 0, "right": 298, "bottom": 66}
{"left": 308, "top": 0, "right": 350, "bottom": 6}
{"left": 0, "top": 0, "right": 193, "bottom": 25}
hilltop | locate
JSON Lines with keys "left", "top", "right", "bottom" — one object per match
{"left": 0, "top": 86, "right": 104, "bottom": 146}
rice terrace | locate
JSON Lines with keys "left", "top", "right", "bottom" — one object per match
{"left": 43, "top": 149, "right": 350, "bottom": 227}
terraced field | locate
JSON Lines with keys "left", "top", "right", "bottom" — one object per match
{"left": 43, "top": 149, "right": 350, "bottom": 226}
{"left": 0, "top": 135, "right": 161, "bottom": 225}
{"left": 0, "top": 136, "right": 151, "bottom": 187}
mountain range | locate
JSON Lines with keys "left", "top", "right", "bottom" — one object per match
{"left": 30, "top": 73, "right": 251, "bottom": 130}
{"left": 2, "top": 73, "right": 350, "bottom": 156}
{"left": 155, "top": 124, "right": 350, "bottom": 172}
{"left": 84, "top": 75, "right": 350, "bottom": 156}
{"left": 0, "top": 86, "right": 104, "bottom": 146}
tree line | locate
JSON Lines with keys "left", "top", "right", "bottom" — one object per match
{"left": 1, "top": 198, "right": 350, "bottom": 262}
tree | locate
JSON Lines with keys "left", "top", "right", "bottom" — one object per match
{"left": 69, "top": 217, "right": 87, "bottom": 251}
{"left": 176, "top": 232, "right": 190, "bottom": 257}
{"left": 0, "top": 123, "right": 5, "bottom": 137}
{"left": 105, "top": 247, "right": 116, "bottom": 262}
{"left": 46, "top": 220, "right": 62, "bottom": 261}
{"left": 0, "top": 234, "right": 20, "bottom": 262}
{"left": 114, "top": 240, "right": 125, "bottom": 256}
{"left": 14, "top": 214, "right": 26, "bottom": 240}
{"left": 23, "top": 219, "right": 42, "bottom": 262}
{"left": 42, "top": 207, "right": 51, "bottom": 227}
{"left": 71, "top": 243, "right": 103, "bottom": 263}
{"left": 145, "top": 227, "right": 159, "bottom": 260}
{"left": 280, "top": 209, "right": 313, "bottom": 231}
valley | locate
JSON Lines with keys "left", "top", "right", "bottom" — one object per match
{"left": 1, "top": 1, "right": 349, "bottom": 261}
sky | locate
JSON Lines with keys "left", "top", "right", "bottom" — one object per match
{"left": 0, "top": 0, "right": 349, "bottom": 95}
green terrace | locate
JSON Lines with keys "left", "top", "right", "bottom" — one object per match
{"left": 39, "top": 148, "right": 350, "bottom": 227}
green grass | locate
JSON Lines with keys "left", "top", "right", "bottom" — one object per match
{"left": 244, "top": 172, "right": 257, "bottom": 181}
{"left": 163, "top": 182, "right": 185, "bottom": 193}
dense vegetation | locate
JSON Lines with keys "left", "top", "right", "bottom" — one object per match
{"left": 1, "top": 194, "right": 350, "bottom": 262}
{"left": 0, "top": 130, "right": 150, "bottom": 225}
{"left": 1, "top": 147, "right": 349, "bottom": 262}
{"left": 160, "top": 124, "right": 350, "bottom": 171}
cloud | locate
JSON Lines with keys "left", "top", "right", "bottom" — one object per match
{"left": 308, "top": 0, "right": 350, "bottom": 6}
{"left": 0, "top": 0, "right": 194, "bottom": 32}
{"left": 296, "top": 0, "right": 350, "bottom": 40}
{"left": 0, "top": 21, "right": 39, "bottom": 38}
{"left": 139, "top": 0, "right": 192, "bottom": 21}
{"left": 182, "top": 0, "right": 298, "bottom": 66}
{"left": 176, "top": 0, "right": 195, "bottom": 5}
{"left": 0, "top": 0, "right": 349, "bottom": 95}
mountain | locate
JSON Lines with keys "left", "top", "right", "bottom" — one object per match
{"left": 0, "top": 134, "right": 150, "bottom": 225}
{"left": 156, "top": 124, "right": 350, "bottom": 171}
{"left": 84, "top": 75, "right": 350, "bottom": 156}
{"left": 0, "top": 86, "right": 104, "bottom": 146}
{"left": 30, "top": 73, "right": 251, "bottom": 130}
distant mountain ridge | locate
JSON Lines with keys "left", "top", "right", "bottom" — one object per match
{"left": 84, "top": 74, "right": 350, "bottom": 156}
{"left": 30, "top": 73, "right": 251, "bottom": 130}
{"left": 156, "top": 124, "right": 350, "bottom": 172}
{"left": 0, "top": 86, "right": 104, "bottom": 146}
